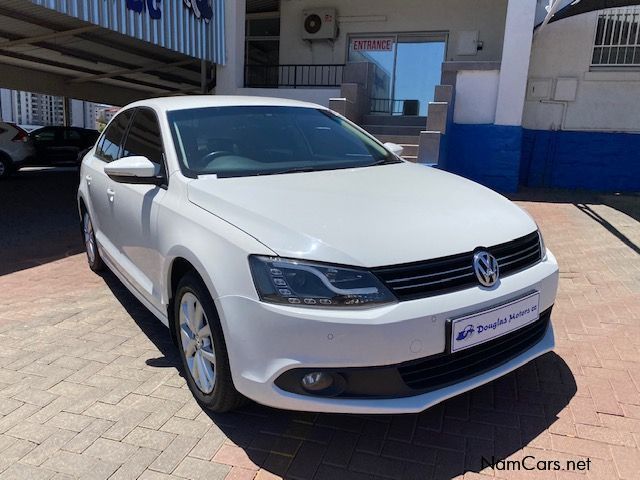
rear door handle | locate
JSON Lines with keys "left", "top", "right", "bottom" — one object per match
{"left": 107, "top": 188, "right": 115, "bottom": 202}
{"left": 85, "top": 175, "right": 91, "bottom": 186}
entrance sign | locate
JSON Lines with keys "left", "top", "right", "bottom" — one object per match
{"left": 351, "top": 38, "right": 395, "bottom": 52}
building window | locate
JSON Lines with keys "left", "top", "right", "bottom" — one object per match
{"left": 244, "top": 0, "right": 281, "bottom": 87}
{"left": 592, "top": 7, "right": 640, "bottom": 67}
{"left": 245, "top": 13, "right": 280, "bottom": 87}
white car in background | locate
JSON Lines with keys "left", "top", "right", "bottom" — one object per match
{"left": 77, "top": 96, "right": 559, "bottom": 413}
{"left": 0, "top": 122, "right": 36, "bottom": 178}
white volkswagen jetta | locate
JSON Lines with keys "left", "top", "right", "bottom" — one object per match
{"left": 78, "top": 96, "right": 558, "bottom": 413}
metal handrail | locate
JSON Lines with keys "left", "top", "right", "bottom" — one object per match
{"left": 244, "top": 64, "right": 345, "bottom": 88}
{"left": 370, "top": 98, "right": 420, "bottom": 115}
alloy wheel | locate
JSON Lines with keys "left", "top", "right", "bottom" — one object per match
{"left": 83, "top": 212, "right": 96, "bottom": 264}
{"left": 179, "top": 292, "right": 216, "bottom": 394}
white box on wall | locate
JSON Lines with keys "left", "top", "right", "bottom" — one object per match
{"left": 456, "top": 31, "right": 479, "bottom": 56}
{"left": 554, "top": 77, "right": 578, "bottom": 101}
{"left": 527, "top": 78, "right": 552, "bottom": 100}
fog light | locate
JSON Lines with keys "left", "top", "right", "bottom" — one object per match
{"left": 301, "top": 372, "right": 333, "bottom": 392}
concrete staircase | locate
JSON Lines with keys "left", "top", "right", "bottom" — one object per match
{"left": 360, "top": 115, "right": 426, "bottom": 162}
{"left": 329, "top": 62, "right": 455, "bottom": 165}
{"left": 358, "top": 85, "right": 454, "bottom": 164}
{"left": 416, "top": 85, "right": 455, "bottom": 165}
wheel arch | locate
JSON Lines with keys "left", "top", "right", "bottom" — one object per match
{"left": 77, "top": 196, "right": 89, "bottom": 238}
{"left": 78, "top": 195, "right": 87, "bottom": 216}
{"left": 0, "top": 150, "right": 13, "bottom": 175}
{"left": 164, "top": 250, "right": 219, "bottom": 346}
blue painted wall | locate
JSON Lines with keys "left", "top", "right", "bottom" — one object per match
{"left": 442, "top": 124, "right": 523, "bottom": 193}
{"left": 440, "top": 124, "right": 640, "bottom": 193}
{"left": 521, "top": 129, "right": 640, "bottom": 192}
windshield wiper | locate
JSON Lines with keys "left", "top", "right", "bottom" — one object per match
{"left": 368, "top": 157, "right": 403, "bottom": 167}
{"left": 256, "top": 167, "right": 320, "bottom": 176}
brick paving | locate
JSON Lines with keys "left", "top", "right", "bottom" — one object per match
{"left": 0, "top": 169, "right": 639, "bottom": 479}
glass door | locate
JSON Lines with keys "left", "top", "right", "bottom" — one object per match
{"left": 393, "top": 35, "right": 446, "bottom": 116}
{"left": 348, "top": 33, "right": 446, "bottom": 115}
{"left": 348, "top": 37, "right": 395, "bottom": 110}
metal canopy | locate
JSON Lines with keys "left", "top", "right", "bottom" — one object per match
{"left": 550, "top": 0, "right": 640, "bottom": 23}
{"left": 0, "top": 0, "right": 216, "bottom": 106}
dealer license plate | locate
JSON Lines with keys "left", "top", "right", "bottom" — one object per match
{"left": 450, "top": 292, "right": 540, "bottom": 353}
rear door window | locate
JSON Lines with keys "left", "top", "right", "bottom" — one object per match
{"left": 96, "top": 111, "right": 132, "bottom": 162}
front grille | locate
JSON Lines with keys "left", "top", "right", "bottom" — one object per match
{"left": 398, "top": 307, "right": 551, "bottom": 391}
{"left": 373, "top": 231, "right": 541, "bottom": 301}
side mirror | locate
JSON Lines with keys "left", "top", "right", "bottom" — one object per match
{"left": 104, "top": 156, "right": 163, "bottom": 185}
{"left": 384, "top": 142, "right": 404, "bottom": 157}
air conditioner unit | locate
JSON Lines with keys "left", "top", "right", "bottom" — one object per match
{"left": 302, "top": 9, "right": 337, "bottom": 40}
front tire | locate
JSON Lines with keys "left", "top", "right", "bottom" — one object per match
{"left": 82, "top": 211, "right": 104, "bottom": 272}
{"left": 174, "top": 272, "right": 245, "bottom": 412}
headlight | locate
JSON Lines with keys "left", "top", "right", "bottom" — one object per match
{"left": 249, "top": 256, "right": 396, "bottom": 308}
{"left": 537, "top": 228, "right": 547, "bottom": 260}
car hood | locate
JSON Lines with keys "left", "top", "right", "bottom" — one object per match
{"left": 187, "top": 163, "right": 537, "bottom": 267}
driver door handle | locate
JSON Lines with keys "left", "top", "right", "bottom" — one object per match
{"left": 107, "top": 188, "right": 115, "bottom": 202}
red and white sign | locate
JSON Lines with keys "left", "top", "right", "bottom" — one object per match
{"left": 351, "top": 38, "right": 394, "bottom": 52}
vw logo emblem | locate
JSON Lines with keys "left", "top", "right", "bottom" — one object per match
{"left": 473, "top": 251, "right": 499, "bottom": 287}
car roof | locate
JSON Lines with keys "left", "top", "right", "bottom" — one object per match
{"left": 124, "top": 95, "right": 327, "bottom": 113}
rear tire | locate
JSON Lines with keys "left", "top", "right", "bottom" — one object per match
{"left": 0, "top": 156, "right": 13, "bottom": 179}
{"left": 174, "top": 272, "right": 246, "bottom": 412}
{"left": 82, "top": 211, "right": 104, "bottom": 272}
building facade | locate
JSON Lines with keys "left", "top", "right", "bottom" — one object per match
{"left": 1, "top": 90, "right": 65, "bottom": 126}
{"left": 2, "top": 0, "right": 637, "bottom": 192}
{"left": 521, "top": 5, "right": 640, "bottom": 191}
{"left": 213, "top": 0, "right": 640, "bottom": 193}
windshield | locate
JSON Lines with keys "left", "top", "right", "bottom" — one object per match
{"left": 167, "top": 106, "right": 400, "bottom": 178}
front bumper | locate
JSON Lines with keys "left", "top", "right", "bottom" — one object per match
{"left": 216, "top": 250, "right": 559, "bottom": 414}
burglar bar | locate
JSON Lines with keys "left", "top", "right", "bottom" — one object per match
{"left": 592, "top": 6, "right": 640, "bottom": 66}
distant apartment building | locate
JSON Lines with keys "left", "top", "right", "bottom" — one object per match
{"left": 95, "top": 106, "right": 120, "bottom": 130}
{"left": 0, "top": 90, "right": 64, "bottom": 126}
{"left": 0, "top": 88, "right": 106, "bottom": 130}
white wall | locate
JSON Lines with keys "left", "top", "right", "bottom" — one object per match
{"left": 279, "top": 0, "right": 508, "bottom": 65}
{"left": 454, "top": 70, "right": 500, "bottom": 124}
{"left": 524, "top": 11, "right": 640, "bottom": 132}
{"left": 494, "top": 0, "right": 536, "bottom": 126}
{"left": 219, "top": 0, "right": 510, "bottom": 108}
{"left": 216, "top": 0, "right": 246, "bottom": 92}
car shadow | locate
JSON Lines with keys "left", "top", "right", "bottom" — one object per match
{"left": 102, "top": 269, "right": 576, "bottom": 480}
{"left": 0, "top": 167, "right": 83, "bottom": 276}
